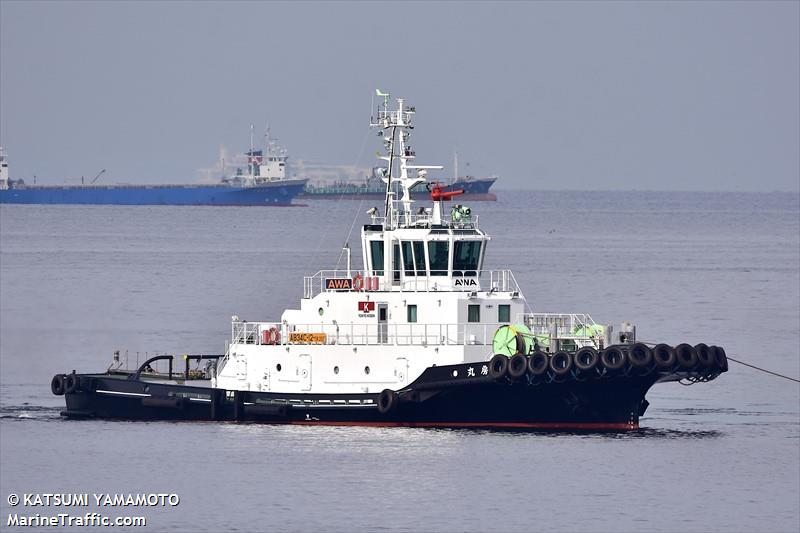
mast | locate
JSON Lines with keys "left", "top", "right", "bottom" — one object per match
{"left": 249, "top": 124, "right": 255, "bottom": 177}
{"left": 369, "top": 90, "right": 442, "bottom": 230}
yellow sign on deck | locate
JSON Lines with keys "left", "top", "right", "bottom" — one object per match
{"left": 288, "top": 332, "right": 327, "bottom": 344}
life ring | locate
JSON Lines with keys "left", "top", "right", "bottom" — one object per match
{"left": 51, "top": 374, "right": 65, "bottom": 396}
{"left": 629, "top": 343, "right": 653, "bottom": 369}
{"left": 527, "top": 351, "right": 549, "bottom": 376}
{"left": 574, "top": 347, "right": 599, "bottom": 372}
{"left": 64, "top": 374, "right": 79, "bottom": 394}
{"left": 601, "top": 346, "right": 627, "bottom": 371}
{"left": 508, "top": 354, "right": 528, "bottom": 380}
{"left": 675, "top": 343, "right": 698, "bottom": 370}
{"left": 694, "top": 343, "right": 714, "bottom": 368}
{"left": 269, "top": 326, "right": 281, "bottom": 345}
{"left": 550, "top": 351, "right": 573, "bottom": 376}
{"left": 377, "top": 389, "right": 397, "bottom": 414}
{"left": 653, "top": 344, "right": 676, "bottom": 369}
{"left": 488, "top": 353, "right": 509, "bottom": 380}
{"left": 352, "top": 273, "right": 364, "bottom": 291}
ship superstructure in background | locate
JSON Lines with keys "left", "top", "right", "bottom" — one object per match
{"left": 222, "top": 125, "right": 291, "bottom": 187}
{"left": 300, "top": 171, "right": 497, "bottom": 200}
{"left": 52, "top": 92, "right": 727, "bottom": 429}
{"left": 0, "top": 147, "right": 9, "bottom": 191}
{"left": 298, "top": 159, "right": 498, "bottom": 201}
{"left": 0, "top": 129, "right": 307, "bottom": 206}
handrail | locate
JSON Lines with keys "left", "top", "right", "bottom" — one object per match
{"left": 232, "top": 321, "right": 510, "bottom": 348}
{"left": 303, "top": 269, "right": 522, "bottom": 299}
{"left": 182, "top": 354, "right": 225, "bottom": 381}
{"left": 130, "top": 355, "right": 173, "bottom": 381}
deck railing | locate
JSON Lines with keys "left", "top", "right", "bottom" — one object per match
{"left": 231, "top": 320, "right": 511, "bottom": 347}
{"left": 303, "top": 269, "right": 522, "bottom": 299}
{"left": 367, "top": 213, "right": 480, "bottom": 230}
{"left": 230, "top": 313, "right": 602, "bottom": 350}
{"left": 520, "top": 313, "right": 603, "bottom": 350}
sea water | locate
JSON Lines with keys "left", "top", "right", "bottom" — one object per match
{"left": 1, "top": 191, "right": 798, "bottom": 532}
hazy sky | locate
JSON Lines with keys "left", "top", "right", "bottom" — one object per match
{"left": 1, "top": 1, "right": 798, "bottom": 191}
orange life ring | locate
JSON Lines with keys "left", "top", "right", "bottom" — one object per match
{"left": 352, "top": 273, "right": 364, "bottom": 291}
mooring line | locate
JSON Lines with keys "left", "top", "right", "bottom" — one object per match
{"left": 726, "top": 356, "right": 800, "bottom": 383}
{"left": 624, "top": 339, "right": 799, "bottom": 383}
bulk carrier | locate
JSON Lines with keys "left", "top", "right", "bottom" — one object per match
{"left": 0, "top": 131, "right": 307, "bottom": 206}
{"left": 51, "top": 92, "right": 727, "bottom": 429}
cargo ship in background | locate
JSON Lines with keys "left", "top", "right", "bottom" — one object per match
{"left": 297, "top": 152, "right": 498, "bottom": 201}
{"left": 0, "top": 131, "right": 307, "bottom": 206}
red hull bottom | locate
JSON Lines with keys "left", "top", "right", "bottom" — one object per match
{"left": 287, "top": 420, "right": 638, "bottom": 430}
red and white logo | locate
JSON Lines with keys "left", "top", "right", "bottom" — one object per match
{"left": 358, "top": 301, "right": 375, "bottom": 312}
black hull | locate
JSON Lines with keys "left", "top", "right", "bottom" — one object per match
{"left": 55, "top": 361, "right": 700, "bottom": 430}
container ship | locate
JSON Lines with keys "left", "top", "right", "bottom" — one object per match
{"left": 0, "top": 132, "right": 307, "bottom": 206}
{"left": 51, "top": 91, "right": 726, "bottom": 429}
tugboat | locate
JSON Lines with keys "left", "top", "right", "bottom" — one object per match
{"left": 51, "top": 92, "right": 727, "bottom": 429}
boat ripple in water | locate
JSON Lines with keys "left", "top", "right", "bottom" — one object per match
{"left": 48, "top": 91, "right": 727, "bottom": 429}
{"left": 0, "top": 404, "right": 62, "bottom": 420}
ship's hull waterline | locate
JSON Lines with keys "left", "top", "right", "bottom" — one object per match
{"left": 0, "top": 180, "right": 308, "bottom": 206}
{"left": 57, "top": 358, "right": 724, "bottom": 430}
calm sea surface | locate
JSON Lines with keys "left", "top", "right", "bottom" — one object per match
{"left": 1, "top": 191, "right": 799, "bottom": 532}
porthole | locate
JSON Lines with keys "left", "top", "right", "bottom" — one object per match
{"left": 276, "top": 364, "right": 282, "bottom": 372}
{"left": 334, "top": 366, "right": 339, "bottom": 374}
{"left": 364, "top": 366, "right": 370, "bottom": 375}
{"left": 318, "top": 307, "right": 324, "bottom": 316}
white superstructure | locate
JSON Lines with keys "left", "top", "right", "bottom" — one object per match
{"left": 215, "top": 93, "right": 593, "bottom": 394}
{"left": 223, "top": 125, "right": 292, "bottom": 186}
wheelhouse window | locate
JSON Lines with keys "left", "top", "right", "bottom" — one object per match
{"left": 407, "top": 304, "right": 417, "bottom": 322}
{"left": 401, "top": 241, "right": 415, "bottom": 276}
{"left": 393, "top": 244, "right": 401, "bottom": 282}
{"left": 453, "top": 240, "right": 482, "bottom": 277}
{"left": 468, "top": 304, "right": 480, "bottom": 323}
{"left": 498, "top": 304, "right": 510, "bottom": 323}
{"left": 413, "top": 241, "right": 426, "bottom": 275}
{"left": 370, "top": 241, "right": 384, "bottom": 276}
{"left": 428, "top": 241, "right": 449, "bottom": 276}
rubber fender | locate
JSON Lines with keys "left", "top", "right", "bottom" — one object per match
{"left": 64, "top": 374, "right": 80, "bottom": 394}
{"left": 601, "top": 346, "right": 627, "bottom": 371}
{"left": 50, "top": 374, "right": 65, "bottom": 396}
{"left": 508, "top": 354, "right": 528, "bottom": 380}
{"left": 710, "top": 345, "right": 728, "bottom": 373}
{"left": 695, "top": 343, "right": 714, "bottom": 368}
{"left": 629, "top": 343, "right": 653, "bottom": 368}
{"left": 488, "top": 353, "right": 509, "bottom": 380}
{"left": 574, "top": 347, "right": 599, "bottom": 371}
{"left": 527, "top": 351, "right": 549, "bottom": 376}
{"left": 141, "top": 397, "right": 185, "bottom": 409}
{"left": 653, "top": 344, "right": 676, "bottom": 369}
{"left": 377, "top": 389, "right": 398, "bottom": 414}
{"left": 550, "top": 351, "right": 573, "bottom": 376}
{"left": 675, "top": 343, "right": 698, "bottom": 370}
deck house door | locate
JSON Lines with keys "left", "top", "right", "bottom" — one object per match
{"left": 377, "top": 304, "right": 389, "bottom": 344}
